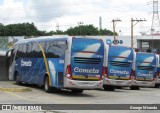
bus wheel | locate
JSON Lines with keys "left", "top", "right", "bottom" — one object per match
{"left": 154, "top": 84, "right": 159, "bottom": 88}
{"left": 130, "top": 86, "right": 140, "bottom": 90}
{"left": 71, "top": 89, "right": 83, "bottom": 94}
{"left": 103, "top": 85, "right": 115, "bottom": 91}
{"left": 44, "top": 76, "right": 52, "bottom": 93}
{"left": 15, "top": 73, "right": 22, "bottom": 85}
{"left": 115, "top": 86, "right": 122, "bottom": 89}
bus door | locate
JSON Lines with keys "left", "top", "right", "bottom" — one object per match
{"left": 46, "top": 40, "right": 67, "bottom": 88}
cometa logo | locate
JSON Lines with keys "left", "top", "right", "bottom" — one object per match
{"left": 74, "top": 67, "right": 99, "bottom": 74}
{"left": 137, "top": 72, "right": 153, "bottom": 77}
{"left": 110, "top": 69, "right": 129, "bottom": 75}
{"left": 21, "top": 59, "right": 32, "bottom": 67}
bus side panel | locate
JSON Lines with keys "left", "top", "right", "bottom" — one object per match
{"left": 15, "top": 58, "right": 45, "bottom": 85}
{"left": 48, "top": 58, "right": 64, "bottom": 88}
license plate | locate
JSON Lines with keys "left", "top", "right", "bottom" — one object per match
{"left": 82, "top": 82, "right": 89, "bottom": 85}
{"left": 116, "top": 81, "right": 122, "bottom": 84}
{"left": 141, "top": 82, "right": 147, "bottom": 85}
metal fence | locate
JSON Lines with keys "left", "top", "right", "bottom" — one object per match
{"left": 0, "top": 37, "right": 8, "bottom": 49}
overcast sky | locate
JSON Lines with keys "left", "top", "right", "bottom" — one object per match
{"left": 0, "top": 0, "right": 154, "bottom": 35}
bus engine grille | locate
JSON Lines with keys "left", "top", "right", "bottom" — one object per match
{"left": 137, "top": 66, "right": 154, "bottom": 71}
{"left": 110, "top": 61, "right": 130, "bottom": 67}
{"left": 74, "top": 57, "right": 101, "bottom": 64}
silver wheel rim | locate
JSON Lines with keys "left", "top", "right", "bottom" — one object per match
{"left": 16, "top": 75, "right": 19, "bottom": 82}
{"left": 45, "top": 78, "right": 48, "bottom": 90}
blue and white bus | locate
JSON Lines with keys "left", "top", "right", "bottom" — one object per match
{"left": 103, "top": 45, "right": 134, "bottom": 90}
{"left": 132, "top": 52, "right": 156, "bottom": 88}
{"left": 9, "top": 36, "right": 105, "bottom": 93}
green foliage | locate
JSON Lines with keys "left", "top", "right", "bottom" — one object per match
{"left": 0, "top": 23, "right": 116, "bottom": 36}
{"left": 99, "top": 29, "right": 117, "bottom": 36}
{"left": 66, "top": 25, "right": 100, "bottom": 36}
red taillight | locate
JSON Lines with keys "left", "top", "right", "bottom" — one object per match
{"left": 100, "top": 66, "right": 105, "bottom": 80}
{"left": 66, "top": 65, "right": 72, "bottom": 79}
{"left": 153, "top": 72, "right": 158, "bottom": 80}
{"left": 130, "top": 69, "right": 135, "bottom": 80}
{"left": 105, "top": 67, "right": 109, "bottom": 78}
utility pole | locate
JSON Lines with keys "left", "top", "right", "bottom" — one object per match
{"left": 131, "top": 18, "right": 146, "bottom": 48}
{"left": 112, "top": 19, "right": 121, "bottom": 45}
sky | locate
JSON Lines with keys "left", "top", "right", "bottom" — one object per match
{"left": 0, "top": 0, "right": 155, "bottom": 35}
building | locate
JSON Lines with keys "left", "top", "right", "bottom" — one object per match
{"left": 88, "top": 35, "right": 160, "bottom": 53}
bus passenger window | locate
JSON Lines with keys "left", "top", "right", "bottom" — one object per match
{"left": 16, "top": 44, "right": 23, "bottom": 59}
{"left": 21, "top": 44, "right": 26, "bottom": 58}
{"left": 26, "top": 43, "right": 32, "bottom": 57}
{"left": 32, "top": 42, "right": 43, "bottom": 58}
{"left": 46, "top": 42, "right": 60, "bottom": 58}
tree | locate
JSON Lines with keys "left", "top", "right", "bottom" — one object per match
{"left": 0, "top": 23, "right": 45, "bottom": 36}
{"left": 0, "top": 23, "right": 116, "bottom": 36}
{"left": 66, "top": 24, "right": 99, "bottom": 36}
{"left": 99, "top": 29, "right": 117, "bottom": 36}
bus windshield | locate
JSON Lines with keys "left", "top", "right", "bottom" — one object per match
{"left": 71, "top": 38, "right": 104, "bottom": 53}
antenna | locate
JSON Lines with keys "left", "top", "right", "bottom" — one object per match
{"left": 56, "top": 22, "right": 59, "bottom": 31}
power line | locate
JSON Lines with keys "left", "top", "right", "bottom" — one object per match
{"left": 131, "top": 18, "right": 146, "bottom": 48}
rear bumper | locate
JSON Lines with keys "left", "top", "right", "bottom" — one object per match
{"left": 155, "top": 78, "right": 160, "bottom": 84}
{"left": 64, "top": 77, "right": 103, "bottom": 89}
{"left": 103, "top": 78, "right": 132, "bottom": 87}
{"left": 132, "top": 80, "right": 155, "bottom": 87}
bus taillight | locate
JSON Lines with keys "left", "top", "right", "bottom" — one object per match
{"left": 105, "top": 67, "right": 109, "bottom": 78}
{"left": 100, "top": 66, "right": 105, "bottom": 80}
{"left": 153, "top": 72, "right": 158, "bottom": 81}
{"left": 130, "top": 69, "right": 135, "bottom": 80}
{"left": 66, "top": 65, "right": 72, "bottom": 79}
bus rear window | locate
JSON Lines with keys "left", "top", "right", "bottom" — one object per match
{"left": 71, "top": 38, "right": 103, "bottom": 53}
{"left": 137, "top": 66, "right": 154, "bottom": 71}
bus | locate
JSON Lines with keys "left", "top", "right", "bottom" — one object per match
{"left": 9, "top": 36, "right": 105, "bottom": 93}
{"left": 103, "top": 45, "right": 135, "bottom": 91}
{"left": 155, "top": 54, "right": 160, "bottom": 88}
{"left": 131, "top": 52, "right": 156, "bottom": 89}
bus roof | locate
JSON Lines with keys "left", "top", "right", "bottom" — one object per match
{"left": 15, "top": 36, "right": 68, "bottom": 44}
{"left": 15, "top": 36, "right": 104, "bottom": 45}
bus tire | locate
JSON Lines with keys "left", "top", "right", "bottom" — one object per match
{"left": 115, "top": 86, "right": 122, "bottom": 89}
{"left": 130, "top": 86, "right": 140, "bottom": 90}
{"left": 44, "top": 76, "right": 52, "bottom": 93}
{"left": 15, "top": 73, "right": 22, "bottom": 85}
{"left": 135, "top": 86, "right": 140, "bottom": 90}
{"left": 103, "top": 85, "right": 115, "bottom": 91}
{"left": 71, "top": 89, "right": 83, "bottom": 94}
{"left": 154, "top": 84, "right": 159, "bottom": 88}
